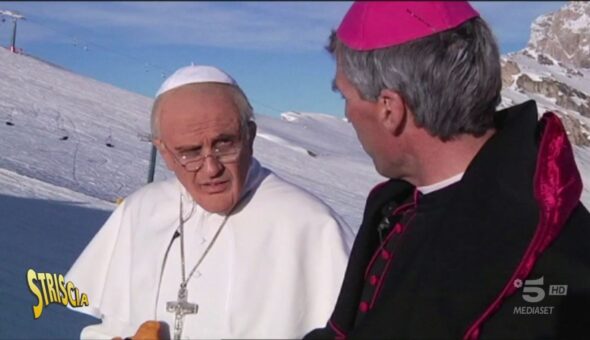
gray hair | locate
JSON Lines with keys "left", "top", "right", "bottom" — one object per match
{"left": 329, "top": 17, "right": 502, "bottom": 141}
{"left": 151, "top": 83, "right": 255, "bottom": 140}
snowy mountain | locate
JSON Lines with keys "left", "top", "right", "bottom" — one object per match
{"left": 528, "top": 1, "right": 590, "bottom": 69}
{"left": 499, "top": 1, "right": 590, "bottom": 205}
{"left": 501, "top": 1, "right": 590, "bottom": 146}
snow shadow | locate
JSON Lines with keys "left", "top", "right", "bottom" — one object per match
{"left": 0, "top": 194, "right": 111, "bottom": 339}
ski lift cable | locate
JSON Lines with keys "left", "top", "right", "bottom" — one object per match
{"left": 25, "top": 18, "right": 173, "bottom": 76}
{"left": 18, "top": 18, "right": 291, "bottom": 116}
{"left": 249, "top": 99, "right": 287, "bottom": 116}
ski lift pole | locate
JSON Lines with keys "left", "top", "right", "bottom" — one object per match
{"left": 10, "top": 17, "right": 17, "bottom": 51}
{"left": 0, "top": 9, "right": 25, "bottom": 52}
{"left": 147, "top": 144, "right": 157, "bottom": 183}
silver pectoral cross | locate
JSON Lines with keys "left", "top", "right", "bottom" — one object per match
{"left": 166, "top": 285, "right": 198, "bottom": 340}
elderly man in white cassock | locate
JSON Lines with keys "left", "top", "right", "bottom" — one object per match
{"left": 65, "top": 65, "right": 353, "bottom": 340}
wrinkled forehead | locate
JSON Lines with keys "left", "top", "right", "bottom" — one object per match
{"left": 157, "top": 83, "right": 242, "bottom": 137}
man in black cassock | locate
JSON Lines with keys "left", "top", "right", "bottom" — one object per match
{"left": 306, "top": 1, "right": 590, "bottom": 339}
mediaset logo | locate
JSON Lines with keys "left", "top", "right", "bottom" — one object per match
{"left": 27, "top": 268, "right": 89, "bottom": 319}
{"left": 513, "top": 276, "right": 567, "bottom": 315}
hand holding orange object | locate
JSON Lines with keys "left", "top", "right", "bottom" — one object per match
{"left": 112, "top": 320, "right": 164, "bottom": 340}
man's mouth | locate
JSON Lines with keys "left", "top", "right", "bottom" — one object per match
{"left": 201, "top": 180, "right": 230, "bottom": 193}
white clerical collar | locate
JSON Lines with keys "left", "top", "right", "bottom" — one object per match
{"left": 417, "top": 172, "right": 464, "bottom": 195}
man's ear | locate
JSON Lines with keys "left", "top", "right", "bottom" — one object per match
{"left": 247, "top": 121, "right": 257, "bottom": 148}
{"left": 377, "top": 89, "right": 407, "bottom": 136}
{"left": 153, "top": 138, "right": 176, "bottom": 171}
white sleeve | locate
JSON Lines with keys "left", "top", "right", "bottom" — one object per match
{"left": 65, "top": 201, "right": 135, "bottom": 338}
{"left": 332, "top": 209, "right": 356, "bottom": 254}
{"left": 289, "top": 212, "right": 352, "bottom": 337}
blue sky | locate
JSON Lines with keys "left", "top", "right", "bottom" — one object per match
{"left": 0, "top": 1, "right": 565, "bottom": 118}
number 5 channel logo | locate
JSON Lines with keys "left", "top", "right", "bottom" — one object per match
{"left": 513, "top": 276, "right": 568, "bottom": 303}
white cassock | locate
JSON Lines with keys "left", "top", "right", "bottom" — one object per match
{"left": 65, "top": 159, "right": 354, "bottom": 339}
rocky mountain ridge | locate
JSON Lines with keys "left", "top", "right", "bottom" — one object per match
{"left": 500, "top": 1, "right": 590, "bottom": 146}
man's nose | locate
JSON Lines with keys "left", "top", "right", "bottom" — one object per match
{"left": 202, "top": 155, "right": 224, "bottom": 176}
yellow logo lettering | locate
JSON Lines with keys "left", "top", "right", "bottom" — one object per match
{"left": 66, "top": 281, "right": 77, "bottom": 307}
{"left": 27, "top": 269, "right": 43, "bottom": 319}
{"left": 27, "top": 270, "right": 90, "bottom": 319}
{"left": 80, "top": 293, "right": 89, "bottom": 307}
{"left": 58, "top": 274, "right": 68, "bottom": 306}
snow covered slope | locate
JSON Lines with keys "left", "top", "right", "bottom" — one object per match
{"left": 0, "top": 47, "right": 383, "bottom": 230}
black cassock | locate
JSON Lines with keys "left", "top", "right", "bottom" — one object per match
{"left": 306, "top": 101, "right": 590, "bottom": 339}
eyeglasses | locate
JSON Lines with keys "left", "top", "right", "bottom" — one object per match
{"left": 163, "top": 137, "right": 243, "bottom": 172}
